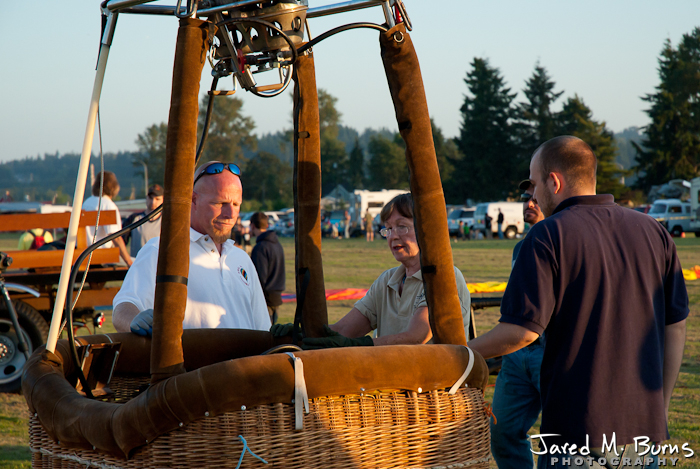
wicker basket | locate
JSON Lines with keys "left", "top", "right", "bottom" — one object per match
{"left": 29, "top": 374, "right": 490, "bottom": 469}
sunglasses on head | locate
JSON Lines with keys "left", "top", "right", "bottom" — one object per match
{"left": 193, "top": 162, "right": 241, "bottom": 186}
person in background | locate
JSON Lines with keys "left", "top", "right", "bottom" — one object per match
{"left": 122, "top": 184, "right": 164, "bottom": 260}
{"left": 490, "top": 179, "right": 545, "bottom": 469}
{"left": 484, "top": 212, "right": 493, "bottom": 239}
{"left": 81, "top": 171, "right": 132, "bottom": 267}
{"left": 0, "top": 190, "right": 13, "bottom": 202}
{"left": 113, "top": 161, "right": 269, "bottom": 335}
{"left": 293, "top": 193, "right": 471, "bottom": 348}
{"left": 364, "top": 210, "right": 374, "bottom": 242}
{"left": 496, "top": 208, "right": 505, "bottom": 239}
{"left": 457, "top": 220, "right": 466, "bottom": 241}
{"left": 250, "top": 212, "right": 286, "bottom": 325}
{"left": 344, "top": 210, "right": 351, "bottom": 239}
{"left": 232, "top": 218, "right": 244, "bottom": 248}
{"left": 17, "top": 228, "right": 53, "bottom": 250}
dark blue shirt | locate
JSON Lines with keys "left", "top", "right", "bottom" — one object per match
{"left": 501, "top": 195, "right": 689, "bottom": 447}
{"left": 250, "top": 230, "right": 286, "bottom": 307}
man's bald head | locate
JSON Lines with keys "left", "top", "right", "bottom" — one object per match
{"left": 533, "top": 136, "right": 597, "bottom": 193}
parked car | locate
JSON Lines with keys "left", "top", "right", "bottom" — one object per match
{"left": 633, "top": 205, "right": 651, "bottom": 214}
{"left": 447, "top": 207, "right": 475, "bottom": 236}
{"left": 648, "top": 199, "right": 691, "bottom": 236}
{"left": 472, "top": 202, "right": 524, "bottom": 239}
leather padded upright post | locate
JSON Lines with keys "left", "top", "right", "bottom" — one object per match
{"left": 380, "top": 24, "right": 467, "bottom": 346}
{"left": 292, "top": 53, "right": 328, "bottom": 338}
{"left": 151, "top": 18, "right": 210, "bottom": 383}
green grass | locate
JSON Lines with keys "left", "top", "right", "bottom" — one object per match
{"left": 1, "top": 236, "right": 699, "bottom": 468}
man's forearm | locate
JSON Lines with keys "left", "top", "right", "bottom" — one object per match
{"left": 114, "top": 237, "right": 133, "bottom": 267}
{"left": 467, "top": 322, "right": 539, "bottom": 358}
{"left": 113, "top": 302, "right": 140, "bottom": 332}
{"left": 663, "top": 319, "right": 686, "bottom": 418}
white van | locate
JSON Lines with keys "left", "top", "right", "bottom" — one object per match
{"left": 473, "top": 202, "right": 524, "bottom": 239}
{"left": 648, "top": 199, "right": 691, "bottom": 236}
{"left": 447, "top": 207, "right": 476, "bottom": 236}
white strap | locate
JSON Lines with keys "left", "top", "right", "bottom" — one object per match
{"left": 286, "top": 352, "right": 309, "bottom": 430}
{"left": 448, "top": 347, "right": 475, "bottom": 395}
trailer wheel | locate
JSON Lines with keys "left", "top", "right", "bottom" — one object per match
{"left": 504, "top": 226, "right": 517, "bottom": 239}
{"left": 0, "top": 300, "right": 49, "bottom": 393}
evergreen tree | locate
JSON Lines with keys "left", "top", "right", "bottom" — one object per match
{"left": 519, "top": 63, "right": 563, "bottom": 158}
{"left": 558, "top": 96, "right": 629, "bottom": 199}
{"left": 454, "top": 58, "right": 520, "bottom": 201}
{"left": 347, "top": 137, "right": 365, "bottom": 190}
{"left": 242, "top": 151, "right": 293, "bottom": 210}
{"left": 317, "top": 89, "right": 349, "bottom": 194}
{"left": 367, "top": 134, "right": 409, "bottom": 190}
{"left": 634, "top": 27, "right": 700, "bottom": 191}
{"left": 134, "top": 123, "right": 168, "bottom": 185}
{"left": 430, "top": 119, "right": 460, "bottom": 203}
{"left": 197, "top": 95, "right": 257, "bottom": 165}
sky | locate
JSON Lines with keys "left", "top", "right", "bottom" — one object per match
{"left": 0, "top": 1, "right": 698, "bottom": 163}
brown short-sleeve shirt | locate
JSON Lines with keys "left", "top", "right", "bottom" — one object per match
{"left": 354, "top": 265, "right": 471, "bottom": 340}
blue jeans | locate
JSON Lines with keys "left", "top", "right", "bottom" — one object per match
{"left": 537, "top": 445, "right": 659, "bottom": 468}
{"left": 498, "top": 224, "right": 504, "bottom": 239}
{"left": 491, "top": 340, "right": 545, "bottom": 469}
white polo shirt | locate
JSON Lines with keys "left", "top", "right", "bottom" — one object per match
{"left": 113, "top": 228, "right": 271, "bottom": 331}
{"left": 354, "top": 265, "right": 471, "bottom": 341}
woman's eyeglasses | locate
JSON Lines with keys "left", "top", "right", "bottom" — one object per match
{"left": 380, "top": 225, "right": 412, "bottom": 237}
{"left": 193, "top": 162, "right": 241, "bottom": 186}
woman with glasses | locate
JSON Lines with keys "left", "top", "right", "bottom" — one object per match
{"left": 301, "top": 193, "right": 471, "bottom": 349}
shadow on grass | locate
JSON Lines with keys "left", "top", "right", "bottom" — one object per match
{"left": 0, "top": 445, "right": 31, "bottom": 468}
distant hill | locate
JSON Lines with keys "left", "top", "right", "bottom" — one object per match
{"left": 0, "top": 151, "right": 148, "bottom": 204}
{"left": 243, "top": 126, "right": 397, "bottom": 163}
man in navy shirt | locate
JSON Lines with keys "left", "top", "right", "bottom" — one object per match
{"left": 469, "top": 136, "right": 688, "bottom": 468}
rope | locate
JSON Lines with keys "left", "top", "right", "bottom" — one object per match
{"left": 235, "top": 435, "right": 268, "bottom": 469}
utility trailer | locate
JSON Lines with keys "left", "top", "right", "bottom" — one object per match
{"left": 0, "top": 210, "right": 127, "bottom": 392}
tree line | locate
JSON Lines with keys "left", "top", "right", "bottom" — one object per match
{"left": 2, "top": 28, "right": 698, "bottom": 209}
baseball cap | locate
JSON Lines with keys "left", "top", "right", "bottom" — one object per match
{"left": 148, "top": 184, "right": 164, "bottom": 197}
{"left": 518, "top": 179, "right": 532, "bottom": 191}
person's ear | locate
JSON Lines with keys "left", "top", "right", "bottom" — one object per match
{"left": 550, "top": 172, "right": 563, "bottom": 195}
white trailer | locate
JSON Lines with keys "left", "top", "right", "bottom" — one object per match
{"left": 689, "top": 177, "right": 700, "bottom": 236}
{"left": 349, "top": 189, "right": 410, "bottom": 229}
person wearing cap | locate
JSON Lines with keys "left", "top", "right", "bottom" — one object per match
{"left": 122, "top": 184, "right": 164, "bottom": 259}
{"left": 112, "top": 161, "right": 270, "bottom": 335}
{"left": 489, "top": 178, "right": 545, "bottom": 469}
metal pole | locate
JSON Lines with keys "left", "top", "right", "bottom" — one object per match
{"left": 142, "top": 161, "right": 149, "bottom": 197}
{"left": 45, "top": 12, "right": 118, "bottom": 354}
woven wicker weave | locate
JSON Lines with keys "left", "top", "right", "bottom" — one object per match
{"left": 29, "top": 375, "right": 490, "bottom": 469}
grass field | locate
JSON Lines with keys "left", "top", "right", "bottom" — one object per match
{"left": 1, "top": 235, "right": 699, "bottom": 468}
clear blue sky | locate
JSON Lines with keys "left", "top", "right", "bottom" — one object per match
{"left": 0, "top": 1, "right": 697, "bottom": 163}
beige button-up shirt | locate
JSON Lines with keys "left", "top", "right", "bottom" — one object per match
{"left": 354, "top": 265, "right": 471, "bottom": 341}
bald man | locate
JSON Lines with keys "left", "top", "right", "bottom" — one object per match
{"left": 113, "top": 161, "right": 270, "bottom": 335}
{"left": 469, "top": 136, "right": 688, "bottom": 468}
